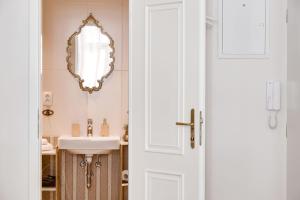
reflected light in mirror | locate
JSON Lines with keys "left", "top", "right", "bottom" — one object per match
{"left": 75, "top": 26, "right": 113, "bottom": 88}
{"left": 67, "top": 14, "right": 115, "bottom": 93}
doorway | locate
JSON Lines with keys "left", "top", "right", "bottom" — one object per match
{"left": 39, "top": 0, "right": 206, "bottom": 199}
{"left": 40, "top": 1, "right": 129, "bottom": 199}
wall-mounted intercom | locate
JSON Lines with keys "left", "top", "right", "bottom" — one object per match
{"left": 266, "top": 80, "right": 281, "bottom": 111}
{"left": 266, "top": 81, "right": 281, "bottom": 129}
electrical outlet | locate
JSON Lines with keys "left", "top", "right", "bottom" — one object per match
{"left": 43, "top": 91, "right": 53, "bottom": 106}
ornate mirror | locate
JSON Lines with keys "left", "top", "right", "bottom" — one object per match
{"left": 67, "top": 14, "right": 115, "bottom": 94}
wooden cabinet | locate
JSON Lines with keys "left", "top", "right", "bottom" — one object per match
{"left": 120, "top": 141, "right": 128, "bottom": 200}
{"left": 42, "top": 148, "right": 57, "bottom": 200}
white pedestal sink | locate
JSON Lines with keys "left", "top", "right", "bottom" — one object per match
{"left": 58, "top": 136, "right": 120, "bottom": 154}
{"left": 58, "top": 136, "right": 120, "bottom": 188}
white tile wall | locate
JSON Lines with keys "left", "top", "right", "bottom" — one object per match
{"left": 42, "top": 0, "right": 128, "bottom": 137}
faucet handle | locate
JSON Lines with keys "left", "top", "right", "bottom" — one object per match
{"left": 87, "top": 119, "right": 93, "bottom": 137}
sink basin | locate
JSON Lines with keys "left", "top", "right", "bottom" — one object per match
{"left": 58, "top": 136, "right": 120, "bottom": 154}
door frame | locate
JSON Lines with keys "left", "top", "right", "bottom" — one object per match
{"left": 29, "top": 0, "right": 41, "bottom": 199}
{"left": 28, "top": 0, "right": 206, "bottom": 199}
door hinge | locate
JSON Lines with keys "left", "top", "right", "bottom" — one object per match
{"left": 286, "top": 123, "right": 288, "bottom": 139}
{"left": 38, "top": 109, "right": 40, "bottom": 139}
{"left": 286, "top": 9, "right": 289, "bottom": 24}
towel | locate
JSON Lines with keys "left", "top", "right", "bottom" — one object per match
{"left": 42, "top": 143, "right": 53, "bottom": 151}
{"left": 42, "top": 138, "right": 49, "bottom": 145}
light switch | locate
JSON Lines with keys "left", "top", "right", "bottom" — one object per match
{"left": 43, "top": 91, "right": 53, "bottom": 106}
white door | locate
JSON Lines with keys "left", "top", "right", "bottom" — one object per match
{"left": 129, "top": 0, "right": 206, "bottom": 199}
{"left": 0, "top": 0, "right": 40, "bottom": 200}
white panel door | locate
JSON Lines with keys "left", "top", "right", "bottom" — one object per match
{"left": 0, "top": 0, "right": 40, "bottom": 200}
{"left": 129, "top": 0, "right": 205, "bottom": 199}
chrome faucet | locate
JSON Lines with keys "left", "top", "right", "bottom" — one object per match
{"left": 87, "top": 119, "right": 93, "bottom": 137}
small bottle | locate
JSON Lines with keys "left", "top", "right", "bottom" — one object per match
{"left": 72, "top": 123, "right": 81, "bottom": 137}
{"left": 123, "top": 124, "right": 128, "bottom": 142}
{"left": 100, "top": 118, "right": 110, "bottom": 137}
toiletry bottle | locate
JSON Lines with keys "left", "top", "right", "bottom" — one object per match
{"left": 100, "top": 118, "right": 110, "bottom": 137}
{"left": 123, "top": 124, "right": 128, "bottom": 141}
{"left": 72, "top": 123, "right": 81, "bottom": 137}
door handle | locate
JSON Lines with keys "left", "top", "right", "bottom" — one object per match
{"left": 176, "top": 109, "right": 195, "bottom": 149}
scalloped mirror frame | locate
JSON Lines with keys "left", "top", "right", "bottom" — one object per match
{"left": 66, "top": 14, "right": 115, "bottom": 94}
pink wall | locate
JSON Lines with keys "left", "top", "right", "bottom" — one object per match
{"left": 42, "top": 0, "right": 128, "bottom": 137}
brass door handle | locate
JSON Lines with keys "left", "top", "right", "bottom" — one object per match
{"left": 176, "top": 122, "right": 194, "bottom": 126}
{"left": 176, "top": 109, "right": 195, "bottom": 149}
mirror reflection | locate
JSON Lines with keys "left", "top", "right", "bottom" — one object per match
{"left": 67, "top": 14, "right": 115, "bottom": 93}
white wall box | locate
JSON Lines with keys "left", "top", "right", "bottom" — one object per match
{"left": 219, "top": 0, "right": 269, "bottom": 58}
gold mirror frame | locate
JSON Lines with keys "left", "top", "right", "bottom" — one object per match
{"left": 66, "top": 14, "right": 115, "bottom": 94}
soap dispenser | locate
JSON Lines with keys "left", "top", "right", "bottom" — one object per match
{"left": 100, "top": 118, "right": 110, "bottom": 137}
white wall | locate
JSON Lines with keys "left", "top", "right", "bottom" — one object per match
{"left": 206, "top": 0, "right": 287, "bottom": 200}
{"left": 42, "top": 0, "right": 128, "bottom": 137}
{"left": 0, "top": 0, "right": 39, "bottom": 199}
{"left": 287, "top": 0, "right": 300, "bottom": 199}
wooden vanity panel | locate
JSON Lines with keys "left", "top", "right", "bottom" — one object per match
{"left": 119, "top": 144, "right": 128, "bottom": 200}
{"left": 42, "top": 191, "right": 50, "bottom": 200}
{"left": 123, "top": 146, "right": 128, "bottom": 170}
{"left": 111, "top": 151, "right": 121, "bottom": 200}
{"left": 65, "top": 152, "right": 73, "bottom": 200}
{"left": 76, "top": 155, "right": 85, "bottom": 200}
{"left": 42, "top": 155, "right": 51, "bottom": 176}
{"left": 56, "top": 148, "right": 61, "bottom": 200}
{"left": 58, "top": 150, "right": 121, "bottom": 200}
{"left": 124, "top": 187, "right": 128, "bottom": 200}
{"left": 100, "top": 155, "right": 108, "bottom": 200}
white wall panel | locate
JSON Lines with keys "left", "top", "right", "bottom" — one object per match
{"left": 145, "top": 3, "right": 184, "bottom": 154}
{"left": 219, "top": 0, "right": 269, "bottom": 57}
{"left": 145, "top": 170, "right": 183, "bottom": 200}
